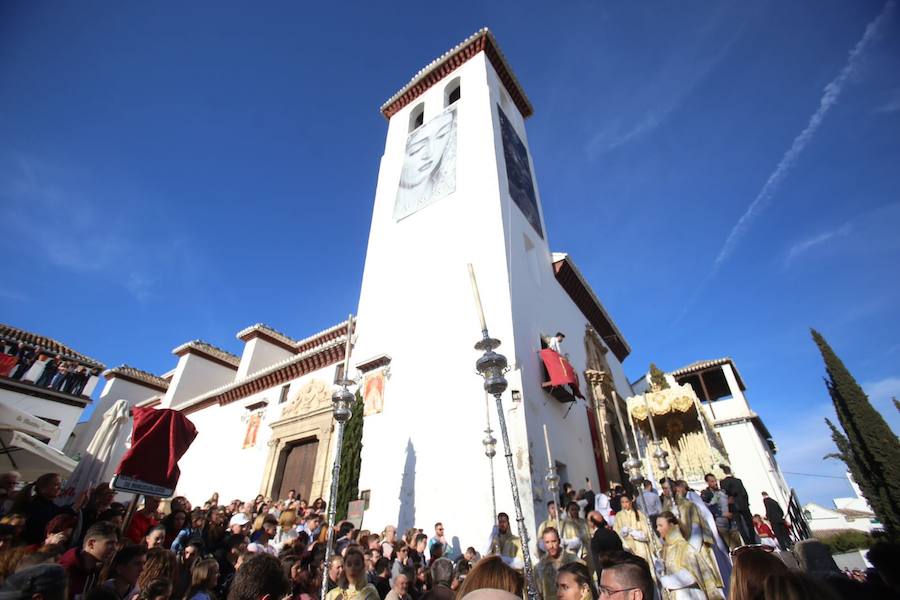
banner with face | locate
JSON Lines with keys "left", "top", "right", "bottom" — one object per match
{"left": 394, "top": 106, "right": 458, "bottom": 221}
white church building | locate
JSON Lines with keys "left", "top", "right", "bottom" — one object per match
{"left": 72, "top": 29, "right": 639, "bottom": 551}
{"left": 71, "top": 28, "right": 806, "bottom": 552}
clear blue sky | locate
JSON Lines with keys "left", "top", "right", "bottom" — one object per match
{"left": 2, "top": 1, "right": 898, "bottom": 507}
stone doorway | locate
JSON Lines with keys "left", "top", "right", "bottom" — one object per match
{"left": 262, "top": 378, "right": 337, "bottom": 503}
{"left": 273, "top": 437, "right": 319, "bottom": 502}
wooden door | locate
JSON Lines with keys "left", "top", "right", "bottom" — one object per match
{"left": 277, "top": 438, "right": 319, "bottom": 502}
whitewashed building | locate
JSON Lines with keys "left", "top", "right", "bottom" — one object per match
{"left": 0, "top": 324, "right": 103, "bottom": 451}
{"left": 73, "top": 322, "right": 354, "bottom": 505}
{"left": 71, "top": 30, "right": 639, "bottom": 554}
{"left": 803, "top": 472, "right": 881, "bottom": 535}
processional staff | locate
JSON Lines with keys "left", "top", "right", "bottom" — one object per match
{"left": 320, "top": 314, "right": 356, "bottom": 600}
{"left": 468, "top": 264, "right": 540, "bottom": 600}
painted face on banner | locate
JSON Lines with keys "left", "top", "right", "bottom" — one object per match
{"left": 400, "top": 110, "right": 455, "bottom": 189}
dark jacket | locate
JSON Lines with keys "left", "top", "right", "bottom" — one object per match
{"left": 721, "top": 476, "right": 750, "bottom": 512}
{"left": 764, "top": 497, "right": 785, "bottom": 523}
{"left": 22, "top": 496, "right": 70, "bottom": 545}
{"left": 59, "top": 548, "right": 102, "bottom": 600}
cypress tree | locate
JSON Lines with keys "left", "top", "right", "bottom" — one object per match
{"left": 335, "top": 391, "right": 364, "bottom": 521}
{"left": 812, "top": 329, "right": 900, "bottom": 539}
{"left": 649, "top": 363, "right": 670, "bottom": 390}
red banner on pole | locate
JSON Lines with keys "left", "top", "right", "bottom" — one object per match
{"left": 113, "top": 407, "right": 197, "bottom": 496}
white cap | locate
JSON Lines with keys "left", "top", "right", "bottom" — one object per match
{"left": 229, "top": 513, "right": 250, "bottom": 527}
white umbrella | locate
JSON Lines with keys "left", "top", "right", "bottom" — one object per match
{"left": 58, "top": 399, "right": 130, "bottom": 506}
{"left": 0, "top": 429, "right": 76, "bottom": 480}
{"left": 0, "top": 399, "right": 60, "bottom": 442}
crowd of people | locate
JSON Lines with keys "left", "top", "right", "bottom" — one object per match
{"left": 0, "top": 469, "right": 897, "bottom": 600}
{"left": 0, "top": 341, "right": 97, "bottom": 396}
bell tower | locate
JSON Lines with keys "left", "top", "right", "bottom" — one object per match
{"left": 352, "top": 29, "right": 608, "bottom": 551}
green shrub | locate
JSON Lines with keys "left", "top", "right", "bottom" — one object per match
{"left": 815, "top": 530, "right": 874, "bottom": 554}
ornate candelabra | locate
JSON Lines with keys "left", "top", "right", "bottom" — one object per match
{"left": 468, "top": 264, "right": 538, "bottom": 600}
{"left": 320, "top": 316, "right": 356, "bottom": 600}
{"left": 475, "top": 334, "right": 539, "bottom": 600}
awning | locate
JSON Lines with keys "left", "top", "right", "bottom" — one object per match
{"left": 0, "top": 399, "right": 60, "bottom": 441}
{"left": 0, "top": 428, "right": 77, "bottom": 480}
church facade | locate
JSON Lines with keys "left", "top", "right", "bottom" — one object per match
{"left": 73, "top": 30, "right": 638, "bottom": 551}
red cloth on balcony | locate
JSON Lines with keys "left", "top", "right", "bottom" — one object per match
{"left": 539, "top": 349, "right": 584, "bottom": 398}
{"left": 0, "top": 355, "right": 17, "bottom": 377}
{"left": 115, "top": 407, "right": 197, "bottom": 490}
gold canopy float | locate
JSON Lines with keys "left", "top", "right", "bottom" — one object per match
{"left": 626, "top": 382, "right": 730, "bottom": 485}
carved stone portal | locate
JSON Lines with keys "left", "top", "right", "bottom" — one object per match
{"left": 282, "top": 379, "right": 332, "bottom": 418}
{"left": 261, "top": 378, "right": 337, "bottom": 501}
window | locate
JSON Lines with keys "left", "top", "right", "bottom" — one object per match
{"left": 409, "top": 103, "right": 424, "bottom": 132}
{"left": 279, "top": 384, "right": 290, "bottom": 404}
{"left": 245, "top": 400, "right": 268, "bottom": 412}
{"left": 445, "top": 78, "right": 461, "bottom": 106}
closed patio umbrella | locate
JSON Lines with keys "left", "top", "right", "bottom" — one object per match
{"left": 58, "top": 399, "right": 130, "bottom": 505}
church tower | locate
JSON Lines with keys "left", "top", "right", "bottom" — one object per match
{"left": 352, "top": 29, "right": 631, "bottom": 551}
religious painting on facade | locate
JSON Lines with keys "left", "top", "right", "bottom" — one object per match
{"left": 363, "top": 371, "right": 385, "bottom": 416}
{"left": 243, "top": 413, "right": 261, "bottom": 449}
{"left": 393, "top": 106, "right": 458, "bottom": 221}
{"left": 498, "top": 105, "right": 543, "bottom": 239}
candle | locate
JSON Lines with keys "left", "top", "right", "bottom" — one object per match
{"left": 467, "top": 263, "right": 488, "bottom": 332}
{"left": 543, "top": 424, "right": 553, "bottom": 467}
{"left": 343, "top": 313, "right": 354, "bottom": 376}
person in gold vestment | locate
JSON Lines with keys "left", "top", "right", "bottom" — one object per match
{"left": 612, "top": 495, "right": 655, "bottom": 580}
{"left": 654, "top": 512, "right": 723, "bottom": 600}
{"left": 537, "top": 501, "right": 563, "bottom": 555}
{"left": 664, "top": 481, "right": 724, "bottom": 590}
{"left": 325, "top": 547, "right": 380, "bottom": 600}
{"left": 486, "top": 512, "right": 524, "bottom": 569}
{"left": 560, "top": 502, "right": 592, "bottom": 563}
{"left": 535, "top": 527, "right": 581, "bottom": 600}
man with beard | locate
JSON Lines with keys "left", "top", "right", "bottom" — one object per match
{"left": 486, "top": 512, "right": 523, "bottom": 568}
{"left": 535, "top": 527, "right": 581, "bottom": 600}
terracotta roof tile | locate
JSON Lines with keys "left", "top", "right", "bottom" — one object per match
{"left": 172, "top": 340, "right": 241, "bottom": 368}
{"left": 380, "top": 28, "right": 533, "bottom": 119}
{"left": 103, "top": 365, "right": 170, "bottom": 391}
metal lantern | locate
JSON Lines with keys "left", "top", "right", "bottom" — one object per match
{"left": 652, "top": 444, "right": 670, "bottom": 474}
{"left": 544, "top": 468, "right": 560, "bottom": 494}
{"left": 623, "top": 453, "right": 644, "bottom": 485}
{"left": 332, "top": 385, "right": 354, "bottom": 424}
{"left": 483, "top": 429, "right": 497, "bottom": 458}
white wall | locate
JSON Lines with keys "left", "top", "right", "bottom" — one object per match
{"left": 716, "top": 420, "right": 791, "bottom": 516}
{"left": 173, "top": 363, "right": 338, "bottom": 505}
{"left": 805, "top": 502, "right": 880, "bottom": 534}
{"left": 0, "top": 389, "right": 84, "bottom": 450}
{"left": 163, "top": 353, "right": 236, "bottom": 408}
{"left": 236, "top": 338, "right": 294, "bottom": 380}
{"left": 353, "top": 52, "right": 632, "bottom": 554}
